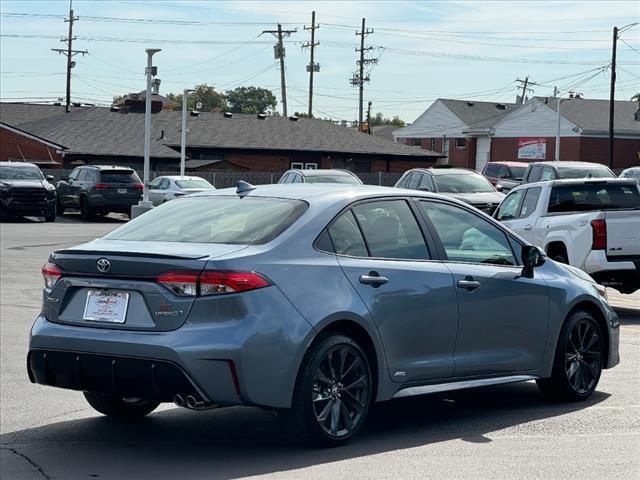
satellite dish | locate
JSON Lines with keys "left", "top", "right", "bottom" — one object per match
{"left": 196, "top": 101, "right": 203, "bottom": 110}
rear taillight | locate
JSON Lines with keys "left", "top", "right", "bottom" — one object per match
{"left": 157, "top": 271, "right": 271, "bottom": 296}
{"left": 42, "top": 262, "right": 62, "bottom": 288}
{"left": 591, "top": 219, "right": 607, "bottom": 250}
{"left": 94, "top": 183, "right": 110, "bottom": 191}
{"left": 133, "top": 183, "right": 144, "bottom": 190}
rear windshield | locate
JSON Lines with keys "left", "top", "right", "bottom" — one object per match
{"left": 0, "top": 165, "right": 43, "bottom": 180}
{"left": 304, "top": 175, "right": 361, "bottom": 185}
{"left": 434, "top": 173, "right": 495, "bottom": 193}
{"left": 105, "top": 196, "right": 308, "bottom": 244}
{"left": 548, "top": 183, "right": 640, "bottom": 213}
{"left": 556, "top": 166, "right": 614, "bottom": 179}
{"left": 175, "top": 179, "right": 213, "bottom": 189}
{"left": 99, "top": 170, "right": 140, "bottom": 183}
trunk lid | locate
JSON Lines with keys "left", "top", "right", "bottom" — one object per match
{"left": 603, "top": 210, "right": 640, "bottom": 257}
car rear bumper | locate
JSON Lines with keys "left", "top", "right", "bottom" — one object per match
{"left": 88, "top": 194, "right": 141, "bottom": 208}
{"left": 584, "top": 251, "right": 640, "bottom": 293}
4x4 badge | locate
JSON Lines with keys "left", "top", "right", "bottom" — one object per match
{"left": 96, "top": 258, "right": 111, "bottom": 273}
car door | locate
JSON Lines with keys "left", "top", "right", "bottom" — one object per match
{"left": 418, "top": 199, "right": 548, "bottom": 376}
{"left": 59, "top": 168, "right": 80, "bottom": 206}
{"left": 70, "top": 168, "right": 86, "bottom": 207}
{"left": 331, "top": 199, "right": 459, "bottom": 383}
{"left": 502, "top": 187, "right": 543, "bottom": 244}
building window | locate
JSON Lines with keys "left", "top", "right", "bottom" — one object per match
{"left": 455, "top": 138, "right": 466, "bottom": 149}
{"left": 411, "top": 138, "right": 421, "bottom": 147}
{"left": 430, "top": 138, "right": 436, "bottom": 150}
{"left": 304, "top": 163, "right": 318, "bottom": 169}
{"left": 291, "top": 162, "right": 304, "bottom": 169}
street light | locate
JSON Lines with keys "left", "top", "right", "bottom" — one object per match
{"left": 132, "top": 48, "right": 161, "bottom": 219}
{"left": 554, "top": 91, "right": 576, "bottom": 162}
{"left": 180, "top": 88, "right": 194, "bottom": 178}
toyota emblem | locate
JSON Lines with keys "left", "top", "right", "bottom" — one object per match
{"left": 96, "top": 258, "right": 111, "bottom": 273}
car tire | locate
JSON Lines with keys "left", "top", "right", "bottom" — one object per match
{"left": 537, "top": 310, "right": 604, "bottom": 402}
{"left": 279, "top": 333, "right": 373, "bottom": 447}
{"left": 56, "top": 199, "right": 65, "bottom": 216}
{"left": 83, "top": 392, "right": 159, "bottom": 418}
{"left": 79, "top": 197, "right": 94, "bottom": 220}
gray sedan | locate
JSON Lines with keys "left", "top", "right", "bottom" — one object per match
{"left": 29, "top": 184, "right": 619, "bottom": 446}
{"left": 147, "top": 175, "right": 214, "bottom": 206}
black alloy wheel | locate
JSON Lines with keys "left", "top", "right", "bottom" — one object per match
{"left": 564, "top": 317, "right": 602, "bottom": 395}
{"left": 79, "top": 197, "right": 94, "bottom": 220}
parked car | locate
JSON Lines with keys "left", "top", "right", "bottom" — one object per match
{"left": 521, "top": 161, "right": 615, "bottom": 185}
{"left": 395, "top": 168, "right": 504, "bottom": 214}
{"left": 481, "top": 161, "right": 527, "bottom": 192}
{"left": 619, "top": 166, "right": 640, "bottom": 182}
{"left": 0, "top": 161, "right": 56, "bottom": 222}
{"left": 494, "top": 178, "right": 640, "bottom": 294}
{"left": 278, "top": 169, "right": 363, "bottom": 185}
{"left": 29, "top": 183, "right": 619, "bottom": 446}
{"left": 147, "top": 175, "right": 215, "bottom": 206}
{"left": 56, "top": 165, "right": 143, "bottom": 219}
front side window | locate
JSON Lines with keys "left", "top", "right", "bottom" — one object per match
{"left": 407, "top": 173, "right": 421, "bottom": 190}
{"left": 106, "top": 196, "right": 307, "bottom": 244}
{"left": 418, "top": 174, "right": 434, "bottom": 191}
{"left": 520, "top": 187, "right": 542, "bottom": 218}
{"left": 352, "top": 200, "right": 430, "bottom": 260}
{"left": 421, "top": 201, "right": 517, "bottom": 266}
{"left": 68, "top": 168, "right": 80, "bottom": 181}
{"left": 495, "top": 190, "right": 524, "bottom": 220}
{"left": 527, "top": 165, "right": 542, "bottom": 182}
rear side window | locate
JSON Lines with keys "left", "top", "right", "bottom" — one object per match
{"left": 327, "top": 211, "right": 368, "bottom": 257}
{"left": 520, "top": 187, "right": 541, "bottom": 218}
{"left": 352, "top": 200, "right": 430, "bottom": 260}
{"left": 106, "top": 196, "right": 308, "bottom": 244}
{"left": 100, "top": 170, "right": 141, "bottom": 183}
{"left": 548, "top": 183, "right": 640, "bottom": 213}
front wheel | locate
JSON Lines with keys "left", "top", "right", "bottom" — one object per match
{"left": 279, "top": 334, "right": 373, "bottom": 446}
{"left": 79, "top": 197, "right": 94, "bottom": 220}
{"left": 44, "top": 206, "right": 56, "bottom": 222}
{"left": 84, "top": 392, "right": 159, "bottom": 418}
{"left": 537, "top": 310, "right": 604, "bottom": 401}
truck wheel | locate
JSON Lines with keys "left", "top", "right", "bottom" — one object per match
{"left": 84, "top": 392, "right": 159, "bottom": 418}
{"left": 79, "top": 197, "right": 95, "bottom": 220}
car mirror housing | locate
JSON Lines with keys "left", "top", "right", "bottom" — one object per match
{"left": 417, "top": 186, "right": 431, "bottom": 192}
{"left": 521, "top": 245, "right": 546, "bottom": 278}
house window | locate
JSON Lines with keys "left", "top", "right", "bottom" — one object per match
{"left": 411, "top": 138, "right": 421, "bottom": 147}
{"left": 430, "top": 138, "right": 436, "bottom": 150}
{"left": 304, "top": 163, "right": 318, "bottom": 169}
{"left": 291, "top": 162, "right": 304, "bottom": 169}
{"left": 455, "top": 138, "right": 466, "bottom": 149}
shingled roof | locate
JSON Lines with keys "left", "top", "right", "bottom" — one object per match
{"left": 439, "top": 99, "right": 519, "bottom": 130}
{"left": 0, "top": 103, "right": 439, "bottom": 160}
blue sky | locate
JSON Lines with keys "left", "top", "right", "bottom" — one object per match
{"left": 1, "top": 0, "right": 639, "bottom": 122}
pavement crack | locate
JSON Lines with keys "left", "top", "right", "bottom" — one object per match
{"left": 3, "top": 446, "right": 51, "bottom": 480}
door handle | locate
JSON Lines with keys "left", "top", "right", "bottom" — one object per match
{"left": 457, "top": 278, "right": 481, "bottom": 291}
{"left": 359, "top": 271, "right": 389, "bottom": 287}
{"left": 524, "top": 224, "right": 533, "bottom": 231}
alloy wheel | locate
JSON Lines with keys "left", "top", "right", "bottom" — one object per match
{"left": 311, "top": 344, "right": 370, "bottom": 438}
{"left": 564, "top": 318, "right": 602, "bottom": 394}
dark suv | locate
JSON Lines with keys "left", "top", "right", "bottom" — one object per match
{"left": 0, "top": 162, "right": 57, "bottom": 222}
{"left": 56, "top": 165, "right": 143, "bottom": 219}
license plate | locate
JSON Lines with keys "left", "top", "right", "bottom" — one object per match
{"left": 83, "top": 290, "right": 129, "bottom": 323}
{"left": 118, "top": 188, "right": 127, "bottom": 194}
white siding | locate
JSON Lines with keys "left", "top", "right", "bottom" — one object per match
{"left": 493, "top": 99, "right": 580, "bottom": 138}
{"left": 394, "top": 100, "right": 468, "bottom": 139}
{"left": 475, "top": 136, "right": 491, "bottom": 171}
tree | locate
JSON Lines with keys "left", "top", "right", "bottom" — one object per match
{"left": 225, "top": 86, "right": 277, "bottom": 114}
{"left": 168, "top": 84, "right": 227, "bottom": 112}
{"left": 112, "top": 95, "right": 124, "bottom": 105}
{"left": 294, "top": 111, "right": 313, "bottom": 118}
{"left": 390, "top": 115, "right": 405, "bottom": 127}
{"left": 369, "top": 111, "right": 405, "bottom": 127}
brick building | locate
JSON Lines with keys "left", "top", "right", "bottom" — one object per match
{"left": 0, "top": 103, "right": 440, "bottom": 172}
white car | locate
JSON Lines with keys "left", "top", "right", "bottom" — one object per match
{"left": 494, "top": 178, "right": 640, "bottom": 294}
{"left": 147, "top": 176, "right": 215, "bottom": 206}
{"left": 620, "top": 166, "right": 640, "bottom": 183}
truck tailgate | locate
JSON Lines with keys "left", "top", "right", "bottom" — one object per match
{"left": 604, "top": 210, "right": 640, "bottom": 257}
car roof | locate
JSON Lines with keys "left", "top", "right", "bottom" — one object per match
{"left": 485, "top": 161, "right": 527, "bottom": 167}
{"left": 528, "top": 161, "right": 612, "bottom": 169}
{"left": 155, "top": 175, "right": 206, "bottom": 180}
{"left": 406, "top": 167, "right": 479, "bottom": 176}
{"left": 512, "top": 177, "right": 638, "bottom": 191}
{"left": 622, "top": 166, "right": 640, "bottom": 171}
{"left": 288, "top": 169, "right": 358, "bottom": 177}
{"left": 83, "top": 165, "right": 135, "bottom": 171}
{"left": 0, "top": 161, "right": 39, "bottom": 168}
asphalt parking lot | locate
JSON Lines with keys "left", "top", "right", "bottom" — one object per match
{"left": 1, "top": 215, "right": 639, "bottom": 480}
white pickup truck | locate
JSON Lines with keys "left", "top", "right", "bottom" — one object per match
{"left": 494, "top": 178, "right": 640, "bottom": 294}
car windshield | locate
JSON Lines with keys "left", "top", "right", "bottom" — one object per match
{"left": 0, "top": 165, "right": 43, "bottom": 180}
{"left": 434, "top": 173, "right": 495, "bottom": 193}
{"left": 509, "top": 166, "right": 526, "bottom": 179}
{"left": 548, "top": 183, "right": 640, "bottom": 213}
{"left": 556, "top": 166, "right": 614, "bottom": 179}
{"left": 99, "top": 170, "right": 140, "bottom": 183}
{"left": 304, "top": 175, "right": 360, "bottom": 184}
{"left": 105, "top": 196, "right": 308, "bottom": 244}
{"left": 175, "top": 179, "right": 213, "bottom": 189}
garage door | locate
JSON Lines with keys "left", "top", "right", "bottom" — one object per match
{"left": 475, "top": 137, "right": 491, "bottom": 172}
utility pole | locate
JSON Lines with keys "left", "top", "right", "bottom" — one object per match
{"left": 608, "top": 26, "right": 618, "bottom": 170}
{"left": 351, "top": 18, "right": 376, "bottom": 128}
{"left": 515, "top": 77, "right": 538, "bottom": 104}
{"left": 366, "top": 101, "right": 372, "bottom": 134}
{"left": 302, "top": 11, "right": 319, "bottom": 117}
{"left": 263, "top": 24, "right": 296, "bottom": 116}
{"left": 51, "top": 0, "right": 87, "bottom": 113}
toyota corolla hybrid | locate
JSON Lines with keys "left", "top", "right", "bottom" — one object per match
{"left": 28, "top": 183, "right": 619, "bottom": 446}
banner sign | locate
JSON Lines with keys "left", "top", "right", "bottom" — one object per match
{"left": 518, "top": 137, "right": 546, "bottom": 160}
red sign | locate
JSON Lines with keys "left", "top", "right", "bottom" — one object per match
{"left": 518, "top": 137, "right": 546, "bottom": 160}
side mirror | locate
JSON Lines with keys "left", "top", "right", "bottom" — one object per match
{"left": 61, "top": 176, "right": 68, "bottom": 182}
{"left": 495, "top": 184, "right": 505, "bottom": 192}
{"left": 521, "top": 245, "right": 546, "bottom": 278}
{"left": 46, "top": 175, "right": 55, "bottom": 182}
{"left": 418, "top": 186, "right": 431, "bottom": 192}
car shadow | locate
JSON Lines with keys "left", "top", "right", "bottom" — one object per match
{"left": 57, "top": 212, "right": 129, "bottom": 224}
{"left": 0, "top": 382, "right": 610, "bottom": 479}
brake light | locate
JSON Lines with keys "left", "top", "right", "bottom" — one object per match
{"left": 133, "top": 183, "right": 144, "bottom": 190}
{"left": 94, "top": 183, "right": 110, "bottom": 191}
{"left": 156, "top": 271, "right": 271, "bottom": 296}
{"left": 591, "top": 219, "right": 607, "bottom": 250}
{"left": 42, "top": 262, "right": 62, "bottom": 288}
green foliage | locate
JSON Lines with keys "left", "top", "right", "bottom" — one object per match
{"left": 370, "top": 111, "right": 405, "bottom": 127}
{"left": 168, "top": 84, "right": 227, "bottom": 112}
{"left": 294, "top": 112, "right": 314, "bottom": 118}
{"left": 225, "top": 86, "right": 277, "bottom": 114}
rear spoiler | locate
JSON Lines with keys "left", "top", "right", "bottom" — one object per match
{"left": 54, "top": 249, "right": 209, "bottom": 260}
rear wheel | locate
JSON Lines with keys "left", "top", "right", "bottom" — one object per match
{"left": 83, "top": 392, "right": 159, "bottom": 418}
{"left": 279, "top": 334, "right": 373, "bottom": 446}
{"left": 537, "top": 310, "right": 603, "bottom": 401}
{"left": 79, "top": 197, "right": 94, "bottom": 220}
